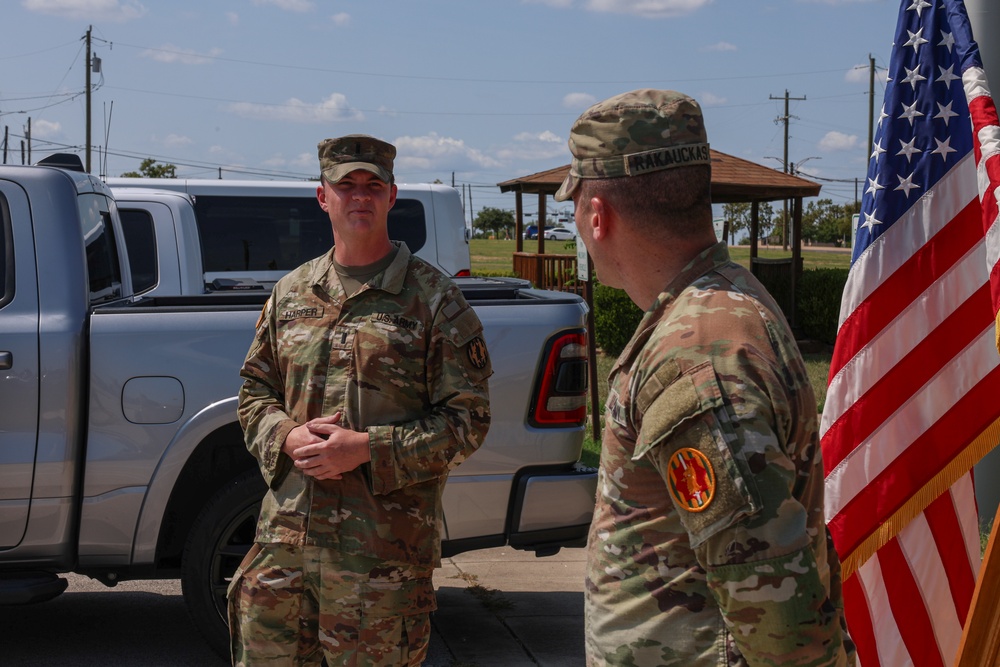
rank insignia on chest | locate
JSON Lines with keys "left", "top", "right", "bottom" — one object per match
{"left": 667, "top": 447, "right": 716, "bottom": 512}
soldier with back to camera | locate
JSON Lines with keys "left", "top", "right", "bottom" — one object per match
{"left": 557, "top": 90, "right": 855, "bottom": 666}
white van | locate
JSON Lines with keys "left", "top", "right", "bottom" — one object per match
{"left": 106, "top": 179, "right": 472, "bottom": 287}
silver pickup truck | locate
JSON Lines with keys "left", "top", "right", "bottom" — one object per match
{"left": 0, "top": 158, "right": 596, "bottom": 657}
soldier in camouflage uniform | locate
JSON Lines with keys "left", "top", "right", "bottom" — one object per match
{"left": 230, "top": 134, "right": 492, "bottom": 666}
{"left": 555, "top": 90, "right": 856, "bottom": 666}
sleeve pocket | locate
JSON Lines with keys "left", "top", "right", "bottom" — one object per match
{"left": 634, "top": 361, "right": 761, "bottom": 548}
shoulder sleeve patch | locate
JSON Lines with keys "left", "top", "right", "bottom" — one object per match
{"left": 438, "top": 297, "right": 492, "bottom": 382}
{"left": 634, "top": 361, "right": 761, "bottom": 547}
{"left": 666, "top": 447, "right": 717, "bottom": 512}
{"left": 467, "top": 336, "right": 489, "bottom": 370}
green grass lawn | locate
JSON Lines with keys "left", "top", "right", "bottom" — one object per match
{"left": 470, "top": 238, "right": 576, "bottom": 275}
{"left": 468, "top": 240, "right": 843, "bottom": 467}
{"left": 470, "top": 239, "right": 852, "bottom": 276}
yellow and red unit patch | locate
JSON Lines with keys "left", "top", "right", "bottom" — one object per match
{"left": 667, "top": 447, "right": 716, "bottom": 512}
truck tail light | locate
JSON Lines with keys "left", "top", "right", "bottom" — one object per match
{"left": 454, "top": 269, "right": 471, "bottom": 277}
{"left": 529, "top": 329, "right": 588, "bottom": 427}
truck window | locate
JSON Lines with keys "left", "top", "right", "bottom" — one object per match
{"left": 0, "top": 195, "right": 11, "bottom": 309}
{"left": 192, "top": 195, "right": 427, "bottom": 273}
{"left": 119, "top": 208, "right": 157, "bottom": 294}
{"left": 78, "top": 193, "right": 123, "bottom": 304}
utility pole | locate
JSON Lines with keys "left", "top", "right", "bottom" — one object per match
{"left": 868, "top": 54, "right": 876, "bottom": 166}
{"left": 85, "top": 25, "right": 92, "bottom": 173}
{"left": 770, "top": 90, "right": 806, "bottom": 250}
{"left": 83, "top": 26, "right": 106, "bottom": 173}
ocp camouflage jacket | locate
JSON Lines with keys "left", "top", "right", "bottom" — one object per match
{"left": 238, "top": 242, "right": 492, "bottom": 567}
{"left": 585, "top": 242, "right": 855, "bottom": 666}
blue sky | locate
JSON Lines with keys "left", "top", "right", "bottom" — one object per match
{"left": 2, "top": 0, "right": 919, "bottom": 217}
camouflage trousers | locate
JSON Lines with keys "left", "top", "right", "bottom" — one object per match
{"left": 227, "top": 542, "right": 436, "bottom": 666}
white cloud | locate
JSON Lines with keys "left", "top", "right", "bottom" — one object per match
{"left": 514, "top": 130, "right": 563, "bottom": 144}
{"left": 331, "top": 12, "right": 350, "bottom": 26}
{"left": 251, "top": 0, "right": 314, "bottom": 12}
{"left": 140, "top": 44, "right": 222, "bottom": 65}
{"left": 31, "top": 119, "right": 63, "bottom": 139}
{"left": 261, "top": 152, "right": 313, "bottom": 169}
{"left": 160, "top": 134, "right": 194, "bottom": 148}
{"left": 698, "top": 91, "right": 727, "bottom": 106}
{"left": 563, "top": 93, "right": 597, "bottom": 110}
{"left": 796, "top": 0, "right": 879, "bottom": 4}
{"left": 499, "top": 131, "right": 567, "bottom": 162}
{"left": 394, "top": 133, "right": 504, "bottom": 172}
{"left": 228, "top": 93, "right": 363, "bottom": 123}
{"left": 819, "top": 131, "right": 859, "bottom": 151}
{"left": 703, "top": 41, "right": 737, "bottom": 52}
{"left": 522, "top": 0, "right": 712, "bottom": 16}
{"left": 21, "top": 0, "right": 146, "bottom": 21}
{"left": 585, "top": 0, "right": 713, "bottom": 18}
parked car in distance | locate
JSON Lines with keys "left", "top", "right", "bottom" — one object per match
{"left": 525, "top": 225, "right": 575, "bottom": 240}
{"left": 545, "top": 227, "right": 576, "bottom": 241}
{"left": 523, "top": 225, "right": 545, "bottom": 239}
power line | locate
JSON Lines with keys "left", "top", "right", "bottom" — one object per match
{"left": 112, "top": 40, "right": 852, "bottom": 86}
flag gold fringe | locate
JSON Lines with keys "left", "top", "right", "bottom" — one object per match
{"left": 841, "top": 415, "right": 1000, "bottom": 581}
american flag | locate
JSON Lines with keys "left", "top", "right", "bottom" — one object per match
{"left": 820, "top": 0, "right": 1000, "bottom": 665}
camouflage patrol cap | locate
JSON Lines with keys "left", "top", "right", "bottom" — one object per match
{"left": 318, "top": 134, "right": 395, "bottom": 184}
{"left": 554, "top": 89, "right": 710, "bottom": 202}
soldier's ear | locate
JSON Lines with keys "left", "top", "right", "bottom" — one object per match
{"left": 589, "top": 196, "right": 613, "bottom": 242}
{"left": 316, "top": 183, "right": 329, "bottom": 211}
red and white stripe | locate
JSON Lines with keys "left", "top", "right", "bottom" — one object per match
{"left": 820, "top": 64, "right": 1000, "bottom": 667}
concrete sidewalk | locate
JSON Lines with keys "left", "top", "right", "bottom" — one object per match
{"left": 426, "top": 546, "right": 587, "bottom": 666}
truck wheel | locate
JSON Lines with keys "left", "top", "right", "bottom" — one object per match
{"left": 181, "top": 470, "right": 265, "bottom": 659}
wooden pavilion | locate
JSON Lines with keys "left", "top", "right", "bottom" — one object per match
{"left": 496, "top": 148, "right": 822, "bottom": 327}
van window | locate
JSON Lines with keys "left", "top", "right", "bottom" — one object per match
{"left": 119, "top": 208, "right": 158, "bottom": 294}
{"left": 191, "top": 195, "right": 426, "bottom": 273}
{"left": 0, "top": 194, "right": 11, "bottom": 308}
{"left": 78, "top": 193, "right": 122, "bottom": 304}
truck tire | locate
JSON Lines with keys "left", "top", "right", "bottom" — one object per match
{"left": 181, "top": 469, "right": 266, "bottom": 659}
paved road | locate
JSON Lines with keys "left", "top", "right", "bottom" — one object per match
{"left": 1, "top": 576, "right": 225, "bottom": 667}
{"left": 0, "top": 547, "right": 587, "bottom": 666}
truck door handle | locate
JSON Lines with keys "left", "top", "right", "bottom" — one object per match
{"left": 0, "top": 352, "right": 11, "bottom": 370}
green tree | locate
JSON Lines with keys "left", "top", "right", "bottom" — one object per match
{"left": 802, "top": 198, "right": 856, "bottom": 245}
{"left": 120, "top": 158, "right": 177, "bottom": 178}
{"left": 473, "top": 207, "right": 515, "bottom": 239}
{"left": 801, "top": 198, "right": 837, "bottom": 244}
{"left": 722, "top": 201, "right": 776, "bottom": 244}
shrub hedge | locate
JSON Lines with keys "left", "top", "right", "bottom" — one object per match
{"left": 796, "top": 268, "right": 849, "bottom": 344}
{"left": 592, "top": 282, "right": 644, "bottom": 356}
{"left": 588, "top": 267, "right": 849, "bottom": 355}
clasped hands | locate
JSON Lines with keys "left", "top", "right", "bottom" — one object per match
{"left": 283, "top": 412, "right": 371, "bottom": 481}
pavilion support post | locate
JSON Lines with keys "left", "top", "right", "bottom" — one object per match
{"left": 791, "top": 197, "right": 803, "bottom": 330}
{"left": 515, "top": 191, "right": 524, "bottom": 253}
{"left": 537, "top": 192, "right": 546, "bottom": 255}
{"left": 750, "top": 201, "right": 760, "bottom": 261}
